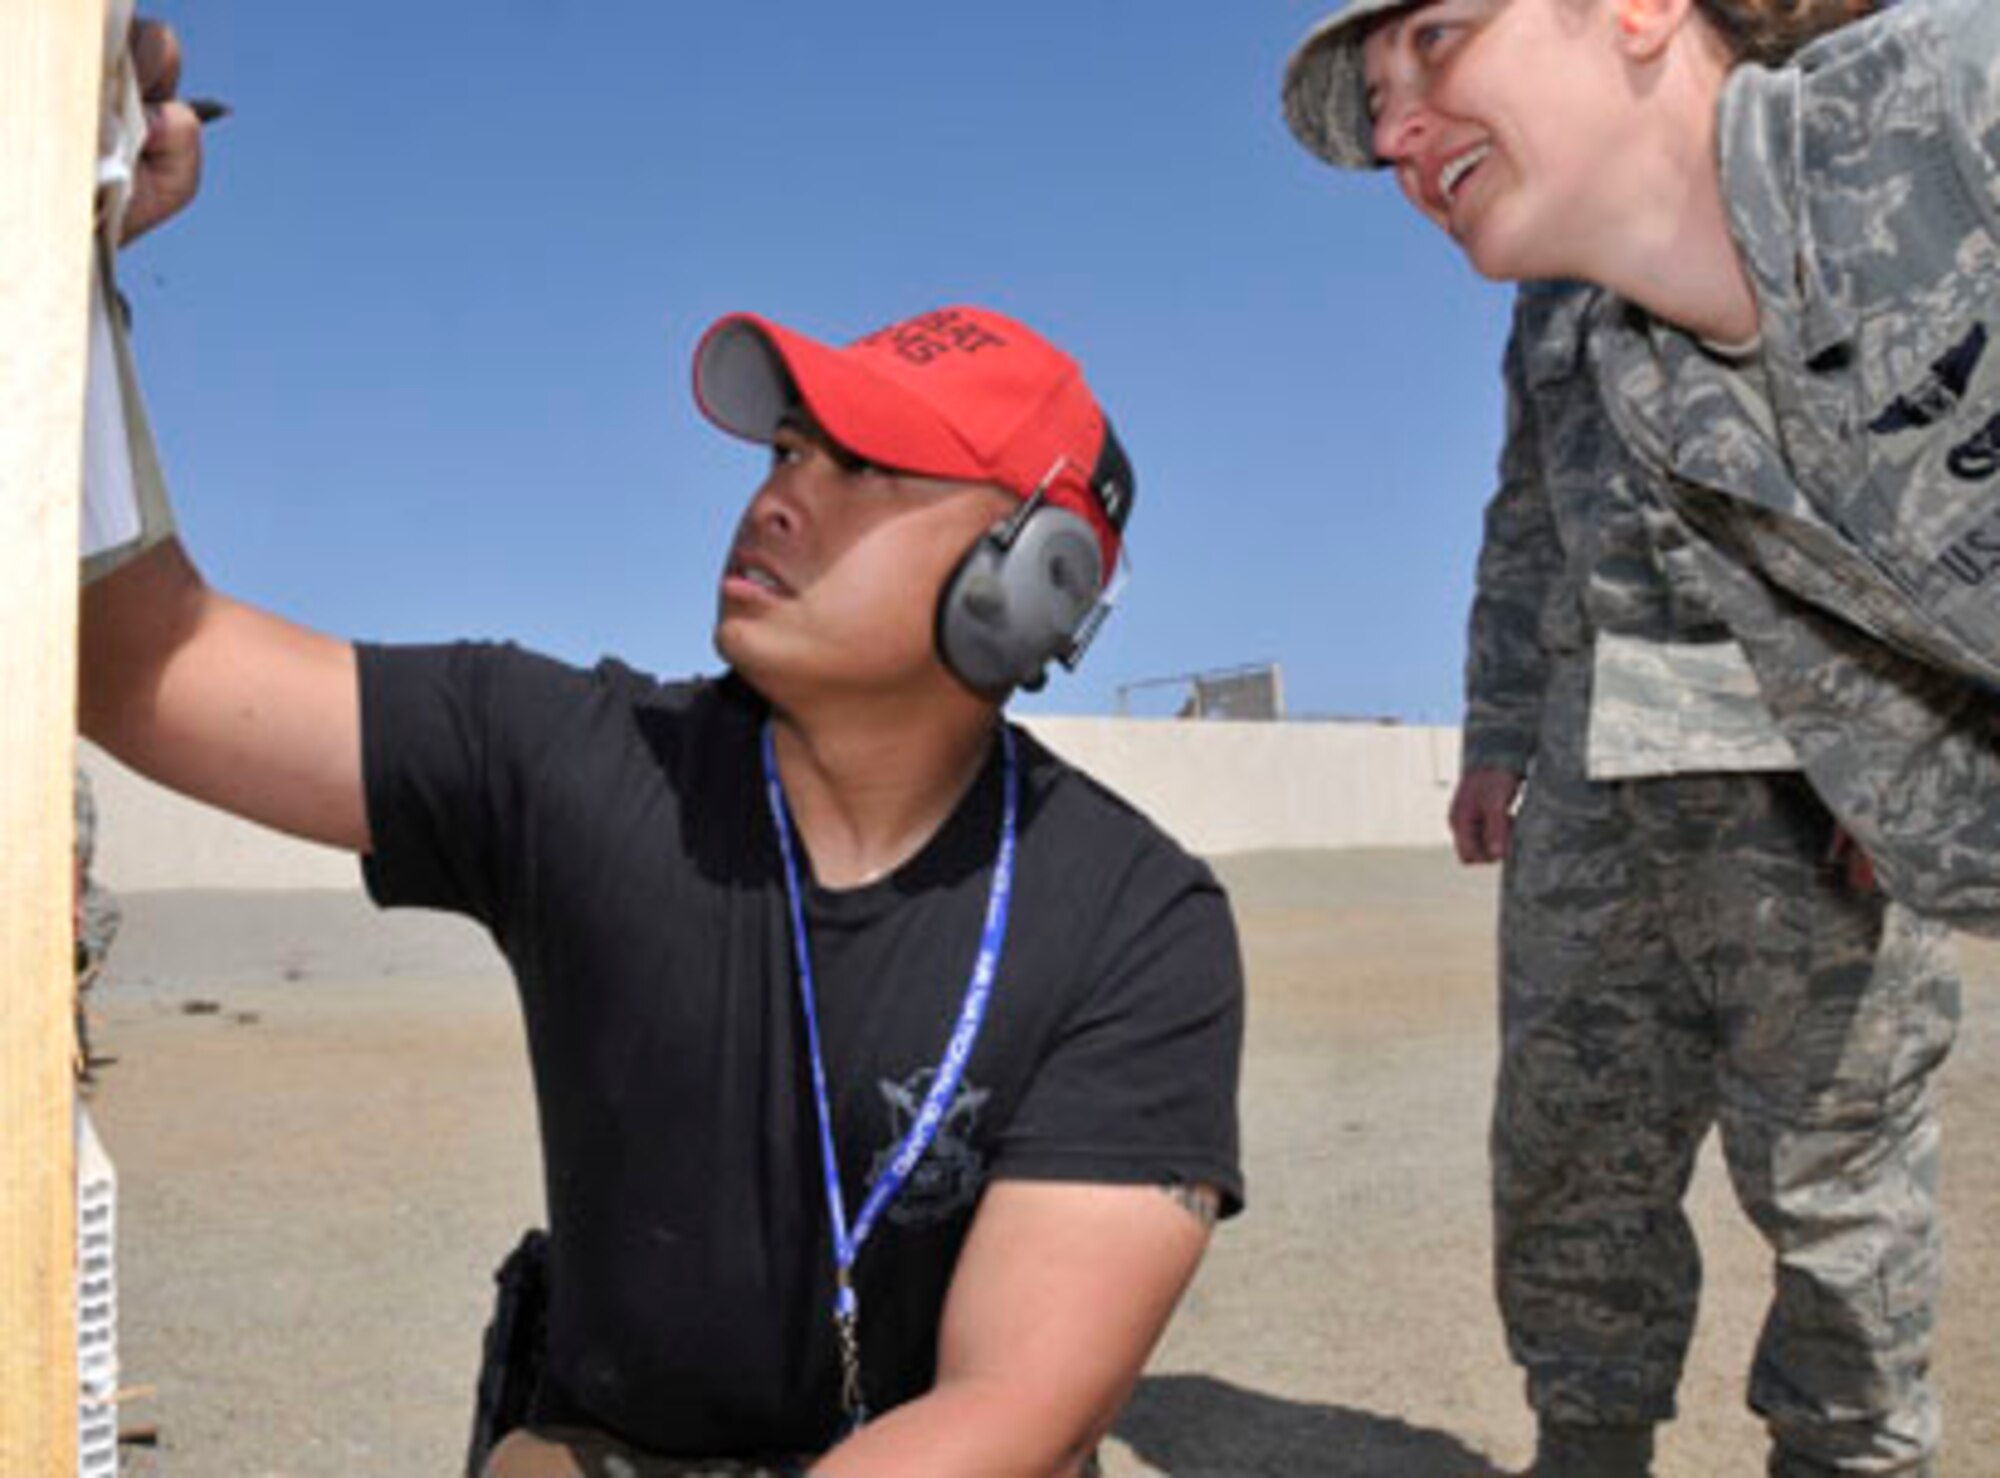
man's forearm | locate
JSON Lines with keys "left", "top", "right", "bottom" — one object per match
{"left": 819, "top": 1182, "right": 1211, "bottom": 1478}
{"left": 812, "top": 1375, "right": 1104, "bottom": 1478}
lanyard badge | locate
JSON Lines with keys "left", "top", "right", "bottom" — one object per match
{"left": 760, "top": 722, "right": 1019, "bottom": 1433}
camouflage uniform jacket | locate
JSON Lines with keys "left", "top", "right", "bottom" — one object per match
{"left": 1465, "top": 282, "right": 1793, "bottom": 781}
{"left": 1590, "top": 0, "right": 2000, "bottom": 930}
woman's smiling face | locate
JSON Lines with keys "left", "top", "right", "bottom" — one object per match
{"left": 1362, "top": 0, "right": 1640, "bottom": 283}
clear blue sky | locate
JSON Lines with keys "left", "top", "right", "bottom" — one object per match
{"left": 128, "top": 3, "right": 1514, "bottom": 724}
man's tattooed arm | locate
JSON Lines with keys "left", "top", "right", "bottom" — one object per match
{"left": 1159, "top": 1182, "right": 1221, "bottom": 1231}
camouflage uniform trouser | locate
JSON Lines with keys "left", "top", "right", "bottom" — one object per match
{"left": 74, "top": 766, "right": 120, "bottom": 1078}
{"left": 1496, "top": 755, "right": 1959, "bottom": 1475}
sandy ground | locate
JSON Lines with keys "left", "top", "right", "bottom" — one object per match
{"left": 84, "top": 851, "right": 2000, "bottom": 1476}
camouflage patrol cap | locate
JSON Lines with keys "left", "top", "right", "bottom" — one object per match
{"left": 1282, "top": 0, "right": 1414, "bottom": 170}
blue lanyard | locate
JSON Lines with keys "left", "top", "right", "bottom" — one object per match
{"left": 759, "top": 720, "right": 1018, "bottom": 1432}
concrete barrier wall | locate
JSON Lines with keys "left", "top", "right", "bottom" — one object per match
{"left": 80, "top": 719, "right": 1460, "bottom": 893}
{"left": 1021, "top": 717, "right": 1458, "bottom": 856}
{"left": 82, "top": 744, "right": 361, "bottom": 893}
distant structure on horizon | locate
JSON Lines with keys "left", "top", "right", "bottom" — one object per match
{"left": 1116, "top": 663, "right": 1285, "bottom": 722}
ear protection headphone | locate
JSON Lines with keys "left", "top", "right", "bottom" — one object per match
{"left": 935, "top": 421, "right": 1135, "bottom": 696}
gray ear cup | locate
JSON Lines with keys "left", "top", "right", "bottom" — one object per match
{"left": 937, "top": 505, "right": 1104, "bottom": 696}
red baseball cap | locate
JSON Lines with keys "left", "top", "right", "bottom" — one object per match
{"left": 692, "top": 305, "right": 1132, "bottom": 572}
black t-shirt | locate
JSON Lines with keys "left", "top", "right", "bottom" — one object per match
{"left": 357, "top": 642, "right": 1244, "bottom": 1457}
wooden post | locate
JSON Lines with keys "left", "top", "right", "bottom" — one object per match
{"left": 0, "top": 0, "right": 108, "bottom": 1471}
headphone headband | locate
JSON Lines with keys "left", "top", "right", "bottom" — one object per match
{"left": 1089, "top": 418, "right": 1135, "bottom": 536}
